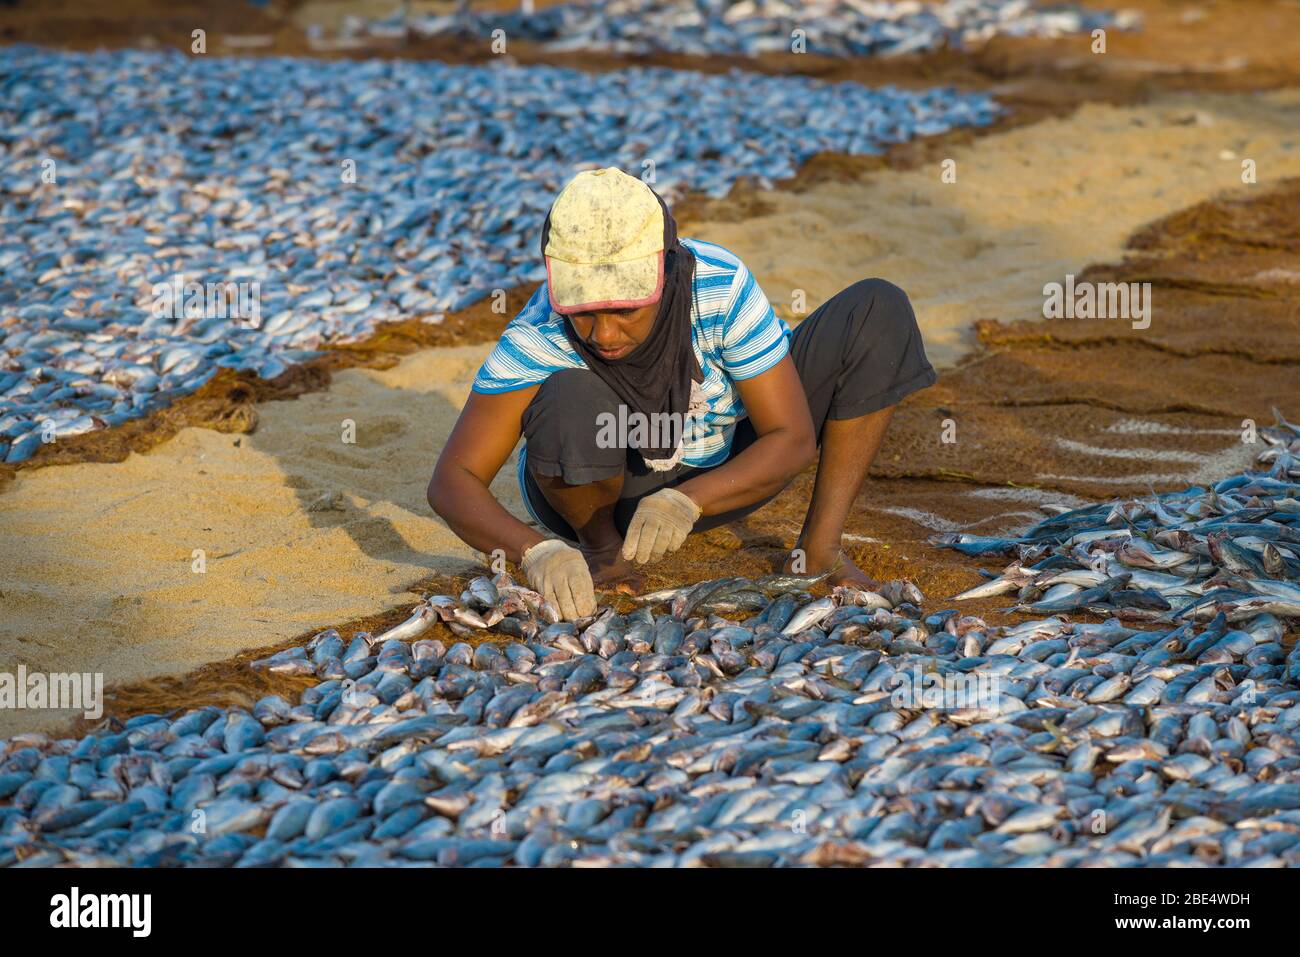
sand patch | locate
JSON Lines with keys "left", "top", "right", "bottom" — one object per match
{"left": 684, "top": 89, "right": 1300, "bottom": 367}
{"left": 0, "top": 345, "right": 517, "bottom": 736}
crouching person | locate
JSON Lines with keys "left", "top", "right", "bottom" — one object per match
{"left": 428, "top": 168, "right": 936, "bottom": 620}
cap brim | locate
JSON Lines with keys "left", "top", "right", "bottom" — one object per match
{"left": 546, "top": 251, "right": 664, "bottom": 315}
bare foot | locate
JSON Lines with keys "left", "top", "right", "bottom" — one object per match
{"left": 826, "top": 555, "right": 881, "bottom": 591}
{"left": 583, "top": 543, "right": 644, "bottom": 595}
{"left": 783, "top": 547, "right": 881, "bottom": 591}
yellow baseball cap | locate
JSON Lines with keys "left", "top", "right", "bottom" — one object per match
{"left": 543, "top": 168, "right": 666, "bottom": 315}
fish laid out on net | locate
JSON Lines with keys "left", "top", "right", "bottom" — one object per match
{"left": 3, "top": 422, "right": 1298, "bottom": 868}
{"left": 935, "top": 411, "right": 1300, "bottom": 627}
{"left": 352, "top": 0, "right": 1138, "bottom": 60}
{"left": 0, "top": 46, "right": 1000, "bottom": 465}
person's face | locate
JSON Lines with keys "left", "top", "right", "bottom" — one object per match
{"left": 567, "top": 302, "right": 658, "bottom": 362}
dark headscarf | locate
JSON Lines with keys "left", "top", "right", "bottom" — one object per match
{"left": 541, "top": 188, "right": 702, "bottom": 464}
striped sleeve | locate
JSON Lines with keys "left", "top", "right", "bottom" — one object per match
{"left": 719, "top": 263, "right": 790, "bottom": 380}
{"left": 472, "top": 286, "right": 577, "bottom": 393}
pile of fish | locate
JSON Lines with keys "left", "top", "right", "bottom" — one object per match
{"left": 2, "top": 418, "right": 1299, "bottom": 868}
{"left": 0, "top": 46, "right": 1000, "bottom": 464}
{"left": 353, "top": 0, "right": 1136, "bottom": 59}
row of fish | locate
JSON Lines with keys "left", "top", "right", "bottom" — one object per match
{"left": 351, "top": 0, "right": 1136, "bottom": 59}
{"left": 2, "top": 421, "right": 1298, "bottom": 867}
{"left": 0, "top": 45, "right": 1000, "bottom": 464}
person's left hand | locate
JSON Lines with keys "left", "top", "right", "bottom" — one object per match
{"left": 621, "top": 487, "right": 701, "bottom": 565}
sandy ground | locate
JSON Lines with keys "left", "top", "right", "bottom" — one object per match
{"left": 689, "top": 90, "right": 1300, "bottom": 367}
{"left": 3, "top": 84, "right": 1298, "bottom": 735}
{"left": 0, "top": 347, "right": 518, "bottom": 735}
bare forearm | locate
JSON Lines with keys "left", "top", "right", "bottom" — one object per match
{"left": 428, "top": 467, "right": 545, "bottom": 563}
{"left": 675, "top": 427, "right": 815, "bottom": 516}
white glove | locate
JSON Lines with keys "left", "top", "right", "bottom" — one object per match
{"left": 521, "top": 539, "right": 596, "bottom": 621}
{"left": 622, "top": 487, "right": 701, "bottom": 565}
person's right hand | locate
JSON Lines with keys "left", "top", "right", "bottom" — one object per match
{"left": 520, "top": 539, "right": 597, "bottom": 621}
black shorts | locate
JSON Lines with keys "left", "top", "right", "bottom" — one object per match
{"left": 517, "top": 278, "right": 937, "bottom": 542}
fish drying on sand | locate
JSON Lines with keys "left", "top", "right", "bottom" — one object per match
{"left": 1, "top": 557, "right": 1296, "bottom": 867}
{"left": 935, "top": 411, "right": 1300, "bottom": 626}
{"left": 351, "top": 0, "right": 1137, "bottom": 60}
{"left": 429, "top": 168, "right": 940, "bottom": 619}
{"left": 3, "top": 424, "right": 1300, "bottom": 868}
{"left": 5, "top": 418, "right": 1294, "bottom": 868}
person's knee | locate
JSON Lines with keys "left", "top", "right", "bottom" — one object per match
{"left": 523, "top": 368, "right": 625, "bottom": 482}
{"left": 826, "top": 279, "right": 917, "bottom": 357}
{"left": 852, "top": 278, "right": 915, "bottom": 329}
{"left": 538, "top": 368, "right": 620, "bottom": 408}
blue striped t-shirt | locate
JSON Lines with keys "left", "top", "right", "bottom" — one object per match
{"left": 472, "top": 238, "right": 792, "bottom": 468}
